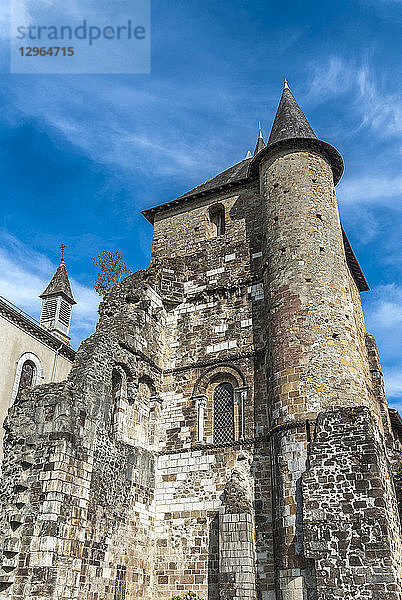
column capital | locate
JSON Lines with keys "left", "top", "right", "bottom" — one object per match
{"left": 193, "top": 394, "right": 208, "bottom": 408}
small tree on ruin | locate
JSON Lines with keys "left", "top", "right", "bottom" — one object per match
{"left": 91, "top": 250, "right": 132, "bottom": 296}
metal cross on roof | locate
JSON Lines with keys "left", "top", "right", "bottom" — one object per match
{"left": 59, "top": 243, "right": 66, "bottom": 262}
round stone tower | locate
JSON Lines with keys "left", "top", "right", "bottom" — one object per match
{"left": 249, "top": 82, "right": 373, "bottom": 599}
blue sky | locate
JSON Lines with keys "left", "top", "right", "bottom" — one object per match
{"left": 0, "top": 0, "right": 402, "bottom": 408}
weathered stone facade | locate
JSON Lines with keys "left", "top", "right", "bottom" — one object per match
{"left": 1, "top": 84, "right": 401, "bottom": 600}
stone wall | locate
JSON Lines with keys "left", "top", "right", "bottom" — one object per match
{"left": 0, "top": 185, "right": 276, "bottom": 599}
{"left": 1, "top": 145, "right": 401, "bottom": 600}
{"left": 0, "top": 268, "right": 168, "bottom": 599}
{"left": 302, "top": 406, "right": 402, "bottom": 599}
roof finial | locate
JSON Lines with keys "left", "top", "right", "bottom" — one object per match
{"left": 59, "top": 243, "right": 66, "bottom": 263}
{"left": 284, "top": 78, "right": 289, "bottom": 89}
{"left": 254, "top": 122, "right": 266, "bottom": 156}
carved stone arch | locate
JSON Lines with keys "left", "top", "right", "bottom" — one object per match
{"left": 193, "top": 364, "right": 245, "bottom": 397}
{"left": 11, "top": 352, "right": 43, "bottom": 406}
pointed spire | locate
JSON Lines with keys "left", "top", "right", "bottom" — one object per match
{"left": 40, "top": 260, "right": 76, "bottom": 305}
{"left": 268, "top": 81, "right": 316, "bottom": 146}
{"left": 248, "top": 81, "right": 344, "bottom": 185}
{"left": 253, "top": 122, "right": 266, "bottom": 156}
{"left": 244, "top": 150, "right": 253, "bottom": 159}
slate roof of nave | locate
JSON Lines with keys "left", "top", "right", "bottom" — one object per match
{"left": 142, "top": 156, "right": 251, "bottom": 224}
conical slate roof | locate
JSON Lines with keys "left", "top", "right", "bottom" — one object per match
{"left": 143, "top": 82, "right": 344, "bottom": 226}
{"left": 254, "top": 125, "right": 266, "bottom": 156}
{"left": 40, "top": 261, "right": 76, "bottom": 304}
{"left": 268, "top": 82, "right": 317, "bottom": 146}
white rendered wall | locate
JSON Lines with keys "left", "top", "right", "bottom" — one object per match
{"left": 0, "top": 314, "right": 73, "bottom": 462}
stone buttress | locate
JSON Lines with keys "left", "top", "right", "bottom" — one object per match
{"left": 0, "top": 84, "right": 401, "bottom": 600}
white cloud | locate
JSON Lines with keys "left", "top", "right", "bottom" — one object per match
{"left": 307, "top": 57, "right": 354, "bottom": 103}
{"left": 364, "top": 283, "right": 402, "bottom": 328}
{"left": 384, "top": 369, "right": 402, "bottom": 400}
{"left": 0, "top": 231, "right": 99, "bottom": 349}
{"left": 308, "top": 57, "right": 402, "bottom": 207}
{"left": 340, "top": 209, "right": 380, "bottom": 245}
{"left": 308, "top": 57, "right": 402, "bottom": 140}
{"left": 356, "top": 66, "right": 402, "bottom": 138}
{"left": 370, "top": 299, "right": 402, "bottom": 329}
{"left": 363, "top": 285, "right": 402, "bottom": 406}
{"left": 3, "top": 76, "right": 235, "bottom": 184}
{"left": 338, "top": 174, "right": 402, "bottom": 206}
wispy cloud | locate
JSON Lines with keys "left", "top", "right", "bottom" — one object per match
{"left": 308, "top": 56, "right": 402, "bottom": 209}
{"left": 384, "top": 369, "right": 402, "bottom": 401}
{"left": 340, "top": 208, "right": 380, "bottom": 246}
{"left": 308, "top": 56, "right": 402, "bottom": 140}
{"left": 338, "top": 174, "right": 402, "bottom": 207}
{"left": 366, "top": 284, "right": 402, "bottom": 328}
{"left": 0, "top": 231, "right": 99, "bottom": 349}
{"left": 356, "top": 66, "right": 402, "bottom": 138}
{"left": 2, "top": 74, "right": 246, "bottom": 186}
{"left": 363, "top": 284, "right": 402, "bottom": 407}
{"left": 364, "top": 283, "right": 402, "bottom": 409}
{"left": 307, "top": 56, "right": 354, "bottom": 103}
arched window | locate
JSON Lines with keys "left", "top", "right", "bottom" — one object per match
{"left": 209, "top": 204, "right": 225, "bottom": 237}
{"left": 11, "top": 352, "right": 43, "bottom": 406}
{"left": 17, "top": 360, "right": 36, "bottom": 398}
{"left": 213, "top": 382, "right": 234, "bottom": 444}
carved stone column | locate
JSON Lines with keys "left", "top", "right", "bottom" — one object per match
{"left": 193, "top": 395, "right": 208, "bottom": 444}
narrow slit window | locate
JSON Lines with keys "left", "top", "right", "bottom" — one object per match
{"left": 112, "top": 368, "right": 123, "bottom": 402}
{"left": 209, "top": 204, "right": 225, "bottom": 237}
